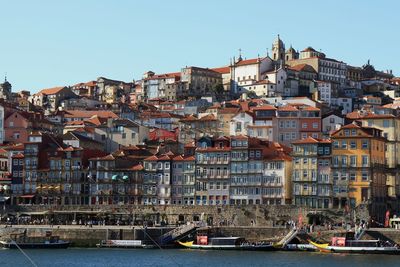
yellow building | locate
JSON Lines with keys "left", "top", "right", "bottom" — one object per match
{"left": 331, "top": 123, "right": 387, "bottom": 222}
{"left": 291, "top": 137, "right": 332, "bottom": 209}
{"left": 359, "top": 114, "right": 400, "bottom": 204}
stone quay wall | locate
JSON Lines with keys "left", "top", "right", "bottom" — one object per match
{"left": 8, "top": 204, "right": 370, "bottom": 227}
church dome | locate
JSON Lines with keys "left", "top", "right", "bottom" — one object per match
{"left": 286, "top": 46, "right": 296, "bottom": 53}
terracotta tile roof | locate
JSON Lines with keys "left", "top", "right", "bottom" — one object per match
{"left": 345, "top": 111, "right": 364, "bottom": 120}
{"left": 65, "top": 120, "right": 85, "bottom": 126}
{"left": 292, "top": 137, "right": 331, "bottom": 145}
{"left": 180, "top": 114, "right": 198, "bottom": 122}
{"left": 302, "top": 106, "right": 320, "bottom": 111}
{"left": 235, "top": 58, "right": 262, "bottom": 66}
{"left": 90, "top": 154, "right": 115, "bottom": 161}
{"left": 85, "top": 115, "right": 108, "bottom": 126}
{"left": 144, "top": 155, "right": 159, "bottom": 161}
{"left": 198, "top": 114, "right": 216, "bottom": 121}
{"left": 197, "top": 147, "right": 231, "bottom": 152}
{"left": 382, "top": 103, "right": 400, "bottom": 109}
{"left": 218, "top": 107, "right": 240, "bottom": 114}
{"left": 340, "top": 123, "right": 362, "bottom": 129}
{"left": 12, "top": 153, "right": 25, "bottom": 159}
{"left": 251, "top": 105, "right": 276, "bottom": 111}
{"left": 361, "top": 113, "right": 396, "bottom": 119}
{"left": 212, "top": 66, "right": 230, "bottom": 74}
{"left": 131, "top": 164, "right": 144, "bottom": 171}
{"left": 73, "top": 81, "right": 97, "bottom": 87}
{"left": 231, "top": 135, "right": 248, "bottom": 140}
{"left": 288, "top": 64, "right": 317, "bottom": 73}
{"left": 278, "top": 105, "right": 298, "bottom": 111}
{"left": 173, "top": 155, "right": 195, "bottom": 161}
{"left": 145, "top": 72, "right": 181, "bottom": 81}
{"left": 37, "top": 86, "right": 65, "bottom": 95}
{"left": 64, "top": 110, "right": 118, "bottom": 119}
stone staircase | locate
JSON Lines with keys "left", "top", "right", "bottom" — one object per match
{"left": 159, "top": 222, "right": 199, "bottom": 245}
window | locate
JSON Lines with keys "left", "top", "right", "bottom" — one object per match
{"left": 324, "top": 147, "right": 330, "bottom": 154}
{"left": 302, "top": 123, "right": 308, "bottom": 129}
{"left": 341, "top": 156, "right": 347, "bottom": 166}
{"left": 312, "top": 122, "right": 318, "bottom": 129}
{"left": 122, "top": 133, "right": 126, "bottom": 139}
{"left": 350, "top": 141, "right": 356, "bottom": 149}
{"left": 236, "top": 122, "right": 242, "bottom": 132}
{"left": 350, "top": 173, "right": 356, "bottom": 181}
{"left": 362, "top": 140, "right": 369, "bottom": 149}
{"left": 362, "top": 172, "right": 369, "bottom": 181}
{"left": 333, "top": 156, "right": 339, "bottom": 166}
{"left": 362, "top": 155, "right": 368, "bottom": 166}
{"left": 333, "top": 141, "right": 339, "bottom": 148}
{"left": 350, "top": 156, "right": 357, "bottom": 167}
{"left": 341, "top": 141, "right": 347, "bottom": 149}
{"left": 13, "top": 132, "right": 20, "bottom": 140}
{"left": 383, "top": 120, "right": 389, "bottom": 128}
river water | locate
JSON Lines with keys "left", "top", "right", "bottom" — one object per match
{"left": 0, "top": 248, "right": 398, "bottom": 267}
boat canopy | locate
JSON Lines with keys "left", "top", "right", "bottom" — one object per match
{"left": 111, "top": 175, "right": 118, "bottom": 180}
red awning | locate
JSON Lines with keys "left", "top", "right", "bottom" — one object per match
{"left": 20, "top": 195, "right": 35, "bottom": 198}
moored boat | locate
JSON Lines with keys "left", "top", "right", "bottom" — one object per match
{"left": 0, "top": 231, "right": 70, "bottom": 249}
{"left": 178, "top": 236, "right": 275, "bottom": 251}
{"left": 309, "top": 236, "right": 400, "bottom": 254}
{"left": 97, "top": 239, "right": 144, "bottom": 248}
{"left": 285, "top": 243, "right": 319, "bottom": 252}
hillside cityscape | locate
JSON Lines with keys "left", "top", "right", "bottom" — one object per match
{"left": 0, "top": 35, "right": 399, "bottom": 226}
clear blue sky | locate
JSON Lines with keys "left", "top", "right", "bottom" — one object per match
{"left": 1, "top": 0, "right": 399, "bottom": 92}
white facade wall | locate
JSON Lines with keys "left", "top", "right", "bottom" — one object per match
{"left": 322, "top": 115, "right": 344, "bottom": 135}
{"left": 318, "top": 82, "right": 332, "bottom": 104}
{"left": 230, "top": 112, "right": 253, "bottom": 136}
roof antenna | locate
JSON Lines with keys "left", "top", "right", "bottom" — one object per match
{"left": 266, "top": 48, "right": 269, "bottom": 57}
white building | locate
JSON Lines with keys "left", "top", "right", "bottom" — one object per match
{"left": 264, "top": 67, "right": 289, "bottom": 96}
{"left": 331, "top": 97, "right": 353, "bottom": 115}
{"left": 231, "top": 56, "right": 274, "bottom": 95}
{"left": 317, "top": 81, "right": 332, "bottom": 105}
{"left": 230, "top": 111, "right": 253, "bottom": 136}
{"left": 322, "top": 114, "right": 344, "bottom": 136}
{"left": 242, "top": 80, "right": 276, "bottom": 97}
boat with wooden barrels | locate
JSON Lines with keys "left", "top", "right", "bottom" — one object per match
{"left": 309, "top": 233, "right": 400, "bottom": 254}
{"left": 178, "top": 235, "right": 275, "bottom": 251}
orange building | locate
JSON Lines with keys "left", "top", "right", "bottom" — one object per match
{"left": 331, "top": 123, "right": 387, "bottom": 222}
